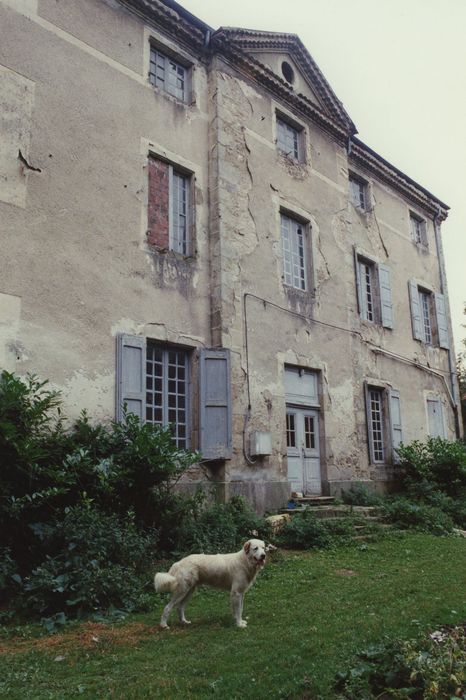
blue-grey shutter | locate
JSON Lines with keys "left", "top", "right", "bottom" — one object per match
{"left": 378, "top": 263, "right": 394, "bottom": 329}
{"left": 388, "top": 389, "right": 403, "bottom": 463}
{"left": 354, "top": 247, "right": 362, "bottom": 314}
{"left": 199, "top": 348, "right": 232, "bottom": 460}
{"left": 408, "top": 280, "right": 422, "bottom": 340}
{"left": 434, "top": 293, "right": 449, "bottom": 349}
{"left": 116, "top": 333, "right": 146, "bottom": 422}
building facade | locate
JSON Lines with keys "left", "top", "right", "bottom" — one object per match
{"left": 0, "top": 0, "right": 461, "bottom": 512}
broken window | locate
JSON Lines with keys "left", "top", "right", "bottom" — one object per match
{"left": 349, "top": 174, "right": 368, "bottom": 210}
{"left": 281, "top": 213, "right": 307, "bottom": 291}
{"left": 147, "top": 156, "right": 191, "bottom": 255}
{"left": 409, "top": 212, "right": 427, "bottom": 246}
{"left": 277, "top": 117, "right": 302, "bottom": 160}
{"left": 149, "top": 46, "right": 187, "bottom": 102}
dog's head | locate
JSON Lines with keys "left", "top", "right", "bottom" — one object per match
{"left": 243, "top": 538, "right": 267, "bottom": 568}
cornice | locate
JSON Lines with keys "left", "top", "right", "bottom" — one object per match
{"left": 350, "top": 137, "right": 449, "bottom": 220}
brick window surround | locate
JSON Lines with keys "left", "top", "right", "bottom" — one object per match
{"left": 147, "top": 157, "right": 170, "bottom": 249}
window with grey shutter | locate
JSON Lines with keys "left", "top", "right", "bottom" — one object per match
{"left": 427, "top": 398, "right": 445, "bottom": 438}
{"left": 364, "top": 383, "right": 385, "bottom": 464}
{"left": 389, "top": 389, "right": 403, "bottom": 462}
{"left": 434, "top": 293, "right": 450, "bottom": 349}
{"left": 199, "top": 348, "right": 232, "bottom": 460}
{"left": 116, "top": 334, "right": 147, "bottom": 422}
{"left": 378, "top": 264, "right": 394, "bottom": 329}
{"left": 408, "top": 280, "right": 423, "bottom": 340}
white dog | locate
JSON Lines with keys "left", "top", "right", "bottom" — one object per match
{"left": 154, "top": 539, "right": 267, "bottom": 629}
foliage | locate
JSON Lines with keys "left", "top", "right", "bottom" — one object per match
{"left": 170, "top": 493, "right": 270, "bottom": 556}
{"left": 334, "top": 625, "right": 466, "bottom": 699}
{"left": 397, "top": 437, "right": 466, "bottom": 498}
{"left": 276, "top": 508, "right": 333, "bottom": 549}
{"left": 16, "top": 503, "right": 156, "bottom": 619}
{"left": 341, "top": 483, "right": 382, "bottom": 507}
{"left": 382, "top": 497, "right": 454, "bottom": 535}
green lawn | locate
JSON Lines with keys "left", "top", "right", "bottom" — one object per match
{"left": 2, "top": 533, "right": 466, "bottom": 699}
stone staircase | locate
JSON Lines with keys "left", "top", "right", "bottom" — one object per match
{"left": 266, "top": 494, "right": 398, "bottom": 542}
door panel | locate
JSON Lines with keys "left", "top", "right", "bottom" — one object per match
{"left": 286, "top": 406, "right": 321, "bottom": 494}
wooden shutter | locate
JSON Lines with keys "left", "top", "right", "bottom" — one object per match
{"left": 389, "top": 389, "right": 403, "bottom": 463}
{"left": 408, "top": 280, "right": 422, "bottom": 340}
{"left": 378, "top": 264, "right": 394, "bottom": 329}
{"left": 427, "top": 398, "right": 445, "bottom": 438}
{"left": 434, "top": 293, "right": 450, "bottom": 349}
{"left": 353, "top": 247, "right": 362, "bottom": 314}
{"left": 116, "top": 334, "right": 146, "bottom": 422}
{"left": 199, "top": 348, "right": 232, "bottom": 460}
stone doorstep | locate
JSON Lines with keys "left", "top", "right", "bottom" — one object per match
{"left": 279, "top": 505, "right": 383, "bottom": 519}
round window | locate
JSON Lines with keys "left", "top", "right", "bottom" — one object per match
{"left": 281, "top": 61, "right": 295, "bottom": 84}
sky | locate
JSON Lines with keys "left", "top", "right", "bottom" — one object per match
{"left": 179, "top": 0, "right": 466, "bottom": 354}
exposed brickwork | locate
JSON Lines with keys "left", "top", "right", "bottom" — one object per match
{"left": 147, "top": 156, "right": 169, "bottom": 248}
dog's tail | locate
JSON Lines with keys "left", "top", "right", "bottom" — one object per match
{"left": 154, "top": 572, "right": 177, "bottom": 594}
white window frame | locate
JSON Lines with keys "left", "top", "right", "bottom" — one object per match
{"left": 169, "top": 166, "right": 190, "bottom": 255}
{"left": 349, "top": 174, "right": 368, "bottom": 211}
{"left": 358, "top": 258, "right": 376, "bottom": 322}
{"left": 146, "top": 343, "right": 190, "bottom": 448}
{"left": 410, "top": 212, "right": 427, "bottom": 246}
{"left": 365, "top": 384, "right": 403, "bottom": 465}
{"left": 368, "top": 387, "right": 385, "bottom": 463}
{"left": 419, "top": 289, "right": 433, "bottom": 345}
{"left": 149, "top": 45, "right": 188, "bottom": 102}
{"left": 281, "top": 212, "right": 308, "bottom": 291}
{"left": 276, "top": 116, "right": 303, "bottom": 161}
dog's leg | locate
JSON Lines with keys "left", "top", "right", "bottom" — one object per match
{"left": 160, "top": 588, "right": 188, "bottom": 629}
{"left": 177, "top": 587, "right": 194, "bottom": 625}
{"left": 231, "top": 590, "right": 247, "bottom": 628}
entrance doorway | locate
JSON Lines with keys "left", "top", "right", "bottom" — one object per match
{"left": 284, "top": 367, "right": 322, "bottom": 495}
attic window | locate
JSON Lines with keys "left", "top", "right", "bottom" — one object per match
{"left": 281, "top": 61, "right": 295, "bottom": 84}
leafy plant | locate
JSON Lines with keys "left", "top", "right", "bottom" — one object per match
{"left": 382, "top": 497, "right": 454, "bottom": 535}
{"left": 334, "top": 625, "right": 466, "bottom": 699}
{"left": 276, "top": 509, "right": 332, "bottom": 549}
{"left": 341, "top": 483, "right": 382, "bottom": 507}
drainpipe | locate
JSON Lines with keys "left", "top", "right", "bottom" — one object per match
{"left": 433, "top": 209, "right": 461, "bottom": 438}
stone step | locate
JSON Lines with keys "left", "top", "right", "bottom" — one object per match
{"left": 280, "top": 504, "right": 383, "bottom": 520}
{"left": 294, "top": 496, "right": 335, "bottom": 506}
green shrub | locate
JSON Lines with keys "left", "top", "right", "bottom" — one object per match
{"left": 341, "top": 483, "right": 382, "bottom": 507}
{"left": 397, "top": 438, "right": 466, "bottom": 497}
{"left": 277, "top": 509, "right": 332, "bottom": 550}
{"left": 383, "top": 497, "right": 454, "bottom": 535}
{"left": 335, "top": 625, "right": 466, "bottom": 699}
{"left": 16, "top": 503, "right": 156, "bottom": 618}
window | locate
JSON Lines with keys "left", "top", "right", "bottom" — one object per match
{"left": 116, "top": 336, "right": 232, "bottom": 460}
{"left": 354, "top": 252, "right": 393, "bottom": 328}
{"left": 277, "top": 117, "right": 302, "bottom": 160}
{"left": 281, "top": 213, "right": 307, "bottom": 290}
{"left": 365, "top": 385, "right": 403, "bottom": 465}
{"left": 349, "top": 175, "right": 368, "bottom": 211}
{"left": 147, "top": 156, "right": 191, "bottom": 255}
{"left": 408, "top": 281, "right": 449, "bottom": 348}
{"left": 410, "top": 212, "right": 427, "bottom": 246}
{"left": 146, "top": 344, "right": 189, "bottom": 448}
{"left": 286, "top": 411, "right": 296, "bottom": 448}
{"left": 149, "top": 46, "right": 187, "bottom": 102}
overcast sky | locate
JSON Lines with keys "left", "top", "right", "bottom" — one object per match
{"left": 180, "top": 0, "right": 466, "bottom": 354}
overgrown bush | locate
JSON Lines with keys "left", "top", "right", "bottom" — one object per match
{"left": 382, "top": 497, "right": 454, "bottom": 535}
{"left": 341, "top": 483, "right": 382, "bottom": 507}
{"left": 16, "top": 503, "right": 157, "bottom": 619}
{"left": 334, "top": 624, "right": 466, "bottom": 699}
{"left": 397, "top": 438, "right": 466, "bottom": 498}
{"left": 277, "top": 509, "right": 333, "bottom": 550}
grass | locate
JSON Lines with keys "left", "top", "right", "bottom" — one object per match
{"left": 2, "top": 532, "right": 466, "bottom": 699}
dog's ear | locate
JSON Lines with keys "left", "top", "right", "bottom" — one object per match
{"left": 243, "top": 541, "right": 251, "bottom": 554}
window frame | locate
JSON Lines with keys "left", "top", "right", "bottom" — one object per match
{"left": 358, "top": 257, "right": 377, "bottom": 323}
{"left": 280, "top": 211, "right": 308, "bottom": 291}
{"left": 145, "top": 342, "right": 191, "bottom": 449}
{"left": 169, "top": 165, "right": 190, "bottom": 256}
{"left": 148, "top": 44, "right": 190, "bottom": 103}
{"left": 365, "top": 384, "right": 402, "bottom": 466}
{"left": 276, "top": 114, "right": 304, "bottom": 162}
